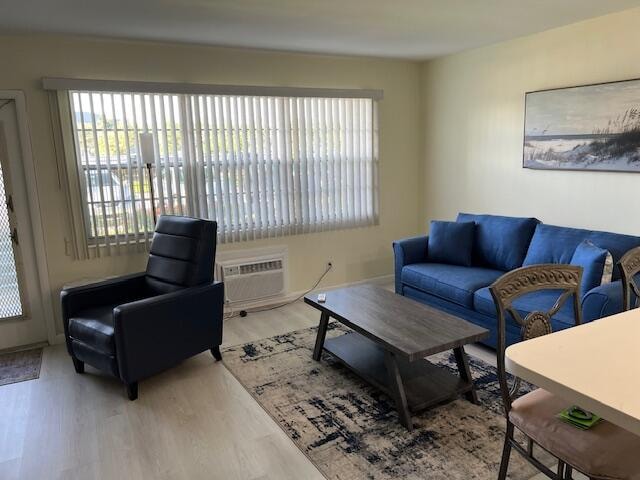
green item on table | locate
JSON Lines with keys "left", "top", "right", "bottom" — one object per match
{"left": 557, "top": 406, "right": 601, "bottom": 430}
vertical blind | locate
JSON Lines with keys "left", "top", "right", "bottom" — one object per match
{"left": 65, "top": 89, "right": 379, "bottom": 252}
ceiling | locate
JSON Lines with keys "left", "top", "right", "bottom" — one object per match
{"left": 2, "top": 0, "right": 640, "bottom": 59}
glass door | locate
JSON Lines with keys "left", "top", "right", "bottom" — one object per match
{"left": 0, "top": 125, "right": 25, "bottom": 319}
{"left": 0, "top": 99, "right": 47, "bottom": 349}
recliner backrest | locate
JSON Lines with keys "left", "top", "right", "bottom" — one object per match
{"left": 145, "top": 215, "right": 217, "bottom": 295}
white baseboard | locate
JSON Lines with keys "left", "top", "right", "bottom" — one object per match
{"left": 224, "top": 273, "right": 394, "bottom": 313}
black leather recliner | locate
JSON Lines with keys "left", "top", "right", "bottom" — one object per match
{"left": 60, "top": 215, "right": 224, "bottom": 400}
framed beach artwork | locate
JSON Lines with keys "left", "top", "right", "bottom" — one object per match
{"left": 523, "top": 78, "right": 640, "bottom": 172}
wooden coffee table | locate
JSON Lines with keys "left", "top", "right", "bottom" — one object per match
{"left": 304, "top": 285, "right": 489, "bottom": 430}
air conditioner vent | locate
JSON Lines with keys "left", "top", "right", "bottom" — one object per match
{"left": 216, "top": 249, "right": 287, "bottom": 305}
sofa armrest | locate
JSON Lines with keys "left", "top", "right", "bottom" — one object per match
{"left": 113, "top": 281, "right": 224, "bottom": 383}
{"left": 393, "top": 235, "right": 428, "bottom": 294}
{"left": 582, "top": 280, "right": 624, "bottom": 322}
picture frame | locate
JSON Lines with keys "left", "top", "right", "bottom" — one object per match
{"left": 523, "top": 78, "right": 640, "bottom": 173}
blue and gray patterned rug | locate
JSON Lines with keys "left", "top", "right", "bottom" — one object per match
{"left": 223, "top": 324, "right": 540, "bottom": 479}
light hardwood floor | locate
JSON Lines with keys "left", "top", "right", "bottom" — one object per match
{"left": 0, "top": 282, "right": 575, "bottom": 480}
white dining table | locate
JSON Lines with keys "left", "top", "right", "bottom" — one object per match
{"left": 505, "top": 308, "right": 640, "bottom": 436}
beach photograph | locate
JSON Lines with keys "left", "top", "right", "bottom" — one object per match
{"left": 524, "top": 78, "right": 640, "bottom": 172}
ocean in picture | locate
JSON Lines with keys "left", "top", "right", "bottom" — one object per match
{"left": 523, "top": 78, "right": 640, "bottom": 172}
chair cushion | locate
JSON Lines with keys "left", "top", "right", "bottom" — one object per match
{"left": 456, "top": 213, "right": 539, "bottom": 271}
{"left": 145, "top": 215, "right": 217, "bottom": 295}
{"left": 401, "top": 263, "right": 505, "bottom": 308}
{"left": 473, "top": 287, "right": 577, "bottom": 329}
{"left": 427, "top": 220, "right": 475, "bottom": 267}
{"left": 509, "top": 389, "right": 640, "bottom": 479}
{"left": 70, "top": 339, "right": 119, "bottom": 377}
{"left": 68, "top": 304, "right": 116, "bottom": 355}
{"left": 523, "top": 224, "right": 640, "bottom": 281}
{"left": 570, "top": 240, "right": 611, "bottom": 294}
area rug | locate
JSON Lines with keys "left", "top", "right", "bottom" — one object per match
{"left": 0, "top": 348, "right": 43, "bottom": 386}
{"left": 223, "top": 324, "right": 542, "bottom": 480}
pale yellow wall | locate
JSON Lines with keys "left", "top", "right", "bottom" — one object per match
{"left": 420, "top": 7, "right": 640, "bottom": 235}
{"left": 0, "top": 34, "right": 422, "bottom": 336}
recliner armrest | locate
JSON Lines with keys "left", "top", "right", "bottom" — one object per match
{"left": 60, "top": 272, "right": 148, "bottom": 318}
{"left": 393, "top": 235, "right": 429, "bottom": 294}
{"left": 113, "top": 281, "right": 224, "bottom": 383}
{"left": 582, "top": 280, "right": 624, "bottom": 322}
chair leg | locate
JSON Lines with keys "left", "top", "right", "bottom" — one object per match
{"left": 125, "top": 382, "right": 138, "bottom": 401}
{"left": 211, "top": 346, "right": 222, "bottom": 361}
{"left": 72, "top": 357, "right": 84, "bottom": 374}
{"left": 564, "top": 466, "right": 573, "bottom": 480}
{"left": 498, "top": 423, "right": 513, "bottom": 480}
{"left": 557, "top": 461, "right": 565, "bottom": 479}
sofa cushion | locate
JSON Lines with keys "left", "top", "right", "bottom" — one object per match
{"left": 523, "top": 224, "right": 640, "bottom": 281}
{"left": 457, "top": 213, "right": 539, "bottom": 271}
{"left": 68, "top": 304, "right": 116, "bottom": 355}
{"left": 524, "top": 224, "right": 590, "bottom": 265}
{"left": 473, "top": 287, "right": 577, "bottom": 328}
{"left": 402, "top": 263, "right": 505, "bottom": 308}
{"left": 570, "top": 240, "right": 611, "bottom": 294}
{"left": 427, "top": 220, "right": 475, "bottom": 267}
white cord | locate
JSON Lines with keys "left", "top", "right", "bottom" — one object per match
{"left": 223, "top": 264, "right": 332, "bottom": 321}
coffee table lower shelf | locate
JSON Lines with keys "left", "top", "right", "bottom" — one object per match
{"left": 322, "top": 332, "right": 476, "bottom": 427}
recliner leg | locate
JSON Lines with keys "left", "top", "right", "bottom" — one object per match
{"left": 72, "top": 357, "right": 84, "bottom": 374}
{"left": 126, "top": 382, "right": 138, "bottom": 401}
{"left": 211, "top": 346, "right": 222, "bottom": 361}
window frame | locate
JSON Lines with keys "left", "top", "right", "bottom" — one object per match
{"left": 49, "top": 80, "right": 382, "bottom": 258}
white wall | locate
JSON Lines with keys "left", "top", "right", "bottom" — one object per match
{"left": 420, "top": 7, "right": 640, "bottom": 235}
{"left": 0, "top": 34, "right": 422, "bottom": 337}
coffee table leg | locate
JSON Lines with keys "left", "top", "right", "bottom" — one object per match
{"left": 312, "top": 312, "right": 330, "bottom": 361}
{"left": 454, "top": 346, "right": 478, "bottom": 404}
{"left": 383, "top": 350, "right": 413, "bottom": 431}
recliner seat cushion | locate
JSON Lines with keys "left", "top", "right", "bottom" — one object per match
{"left": 70, "top": 338, "right": 119, "bottom": 376}
{"left": 473, "top": 287, "right": 576, "bottom": 329}
{"left": 68, "top": 304, "right": 117, "bottom": 355}
{"left": 456, "top": 213, "right": 539, "bottom": 271}
{"left": 401, "top": 263, "right": 505, "bottom": 308}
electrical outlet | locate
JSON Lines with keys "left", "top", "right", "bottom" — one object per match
{"left": 327, "top": 261, "right": 333, "bottom": 268}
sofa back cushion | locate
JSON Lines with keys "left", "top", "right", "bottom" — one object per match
{"left": 427, "top": 220, "right": 475, "bottom": 266}
{"left": 523, "top": 224, "right": 640, "bottom": 281}
{"left": 456, "top": 213, "right": 539, "bottom": 271}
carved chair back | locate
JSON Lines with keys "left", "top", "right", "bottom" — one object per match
{"left": 489, "top": 264, "right": 583, "bottom": 415}
{"left": 619, "top": 246, "right": 640, "bottom": 311}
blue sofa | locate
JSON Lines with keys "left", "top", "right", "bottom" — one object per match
{"left": 393, "top": 213, "right": 640, "bottom": 348}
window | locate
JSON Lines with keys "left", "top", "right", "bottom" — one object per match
{"left": 53, "top": 80, "right": 380, "bottom": 253}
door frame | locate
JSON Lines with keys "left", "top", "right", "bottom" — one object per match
{"left": 0, "top": 90, "right": 56, "bottom": 345}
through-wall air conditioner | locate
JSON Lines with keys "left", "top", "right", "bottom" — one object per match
{"left": 215, "top": 247, "right": 287, "bottom": 305}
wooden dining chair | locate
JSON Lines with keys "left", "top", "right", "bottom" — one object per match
{"left": 619, "top": 246, "right": 640, "bottom": 311}
{"left": 490, "top": 264, "right": 640, "bottom": 480}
